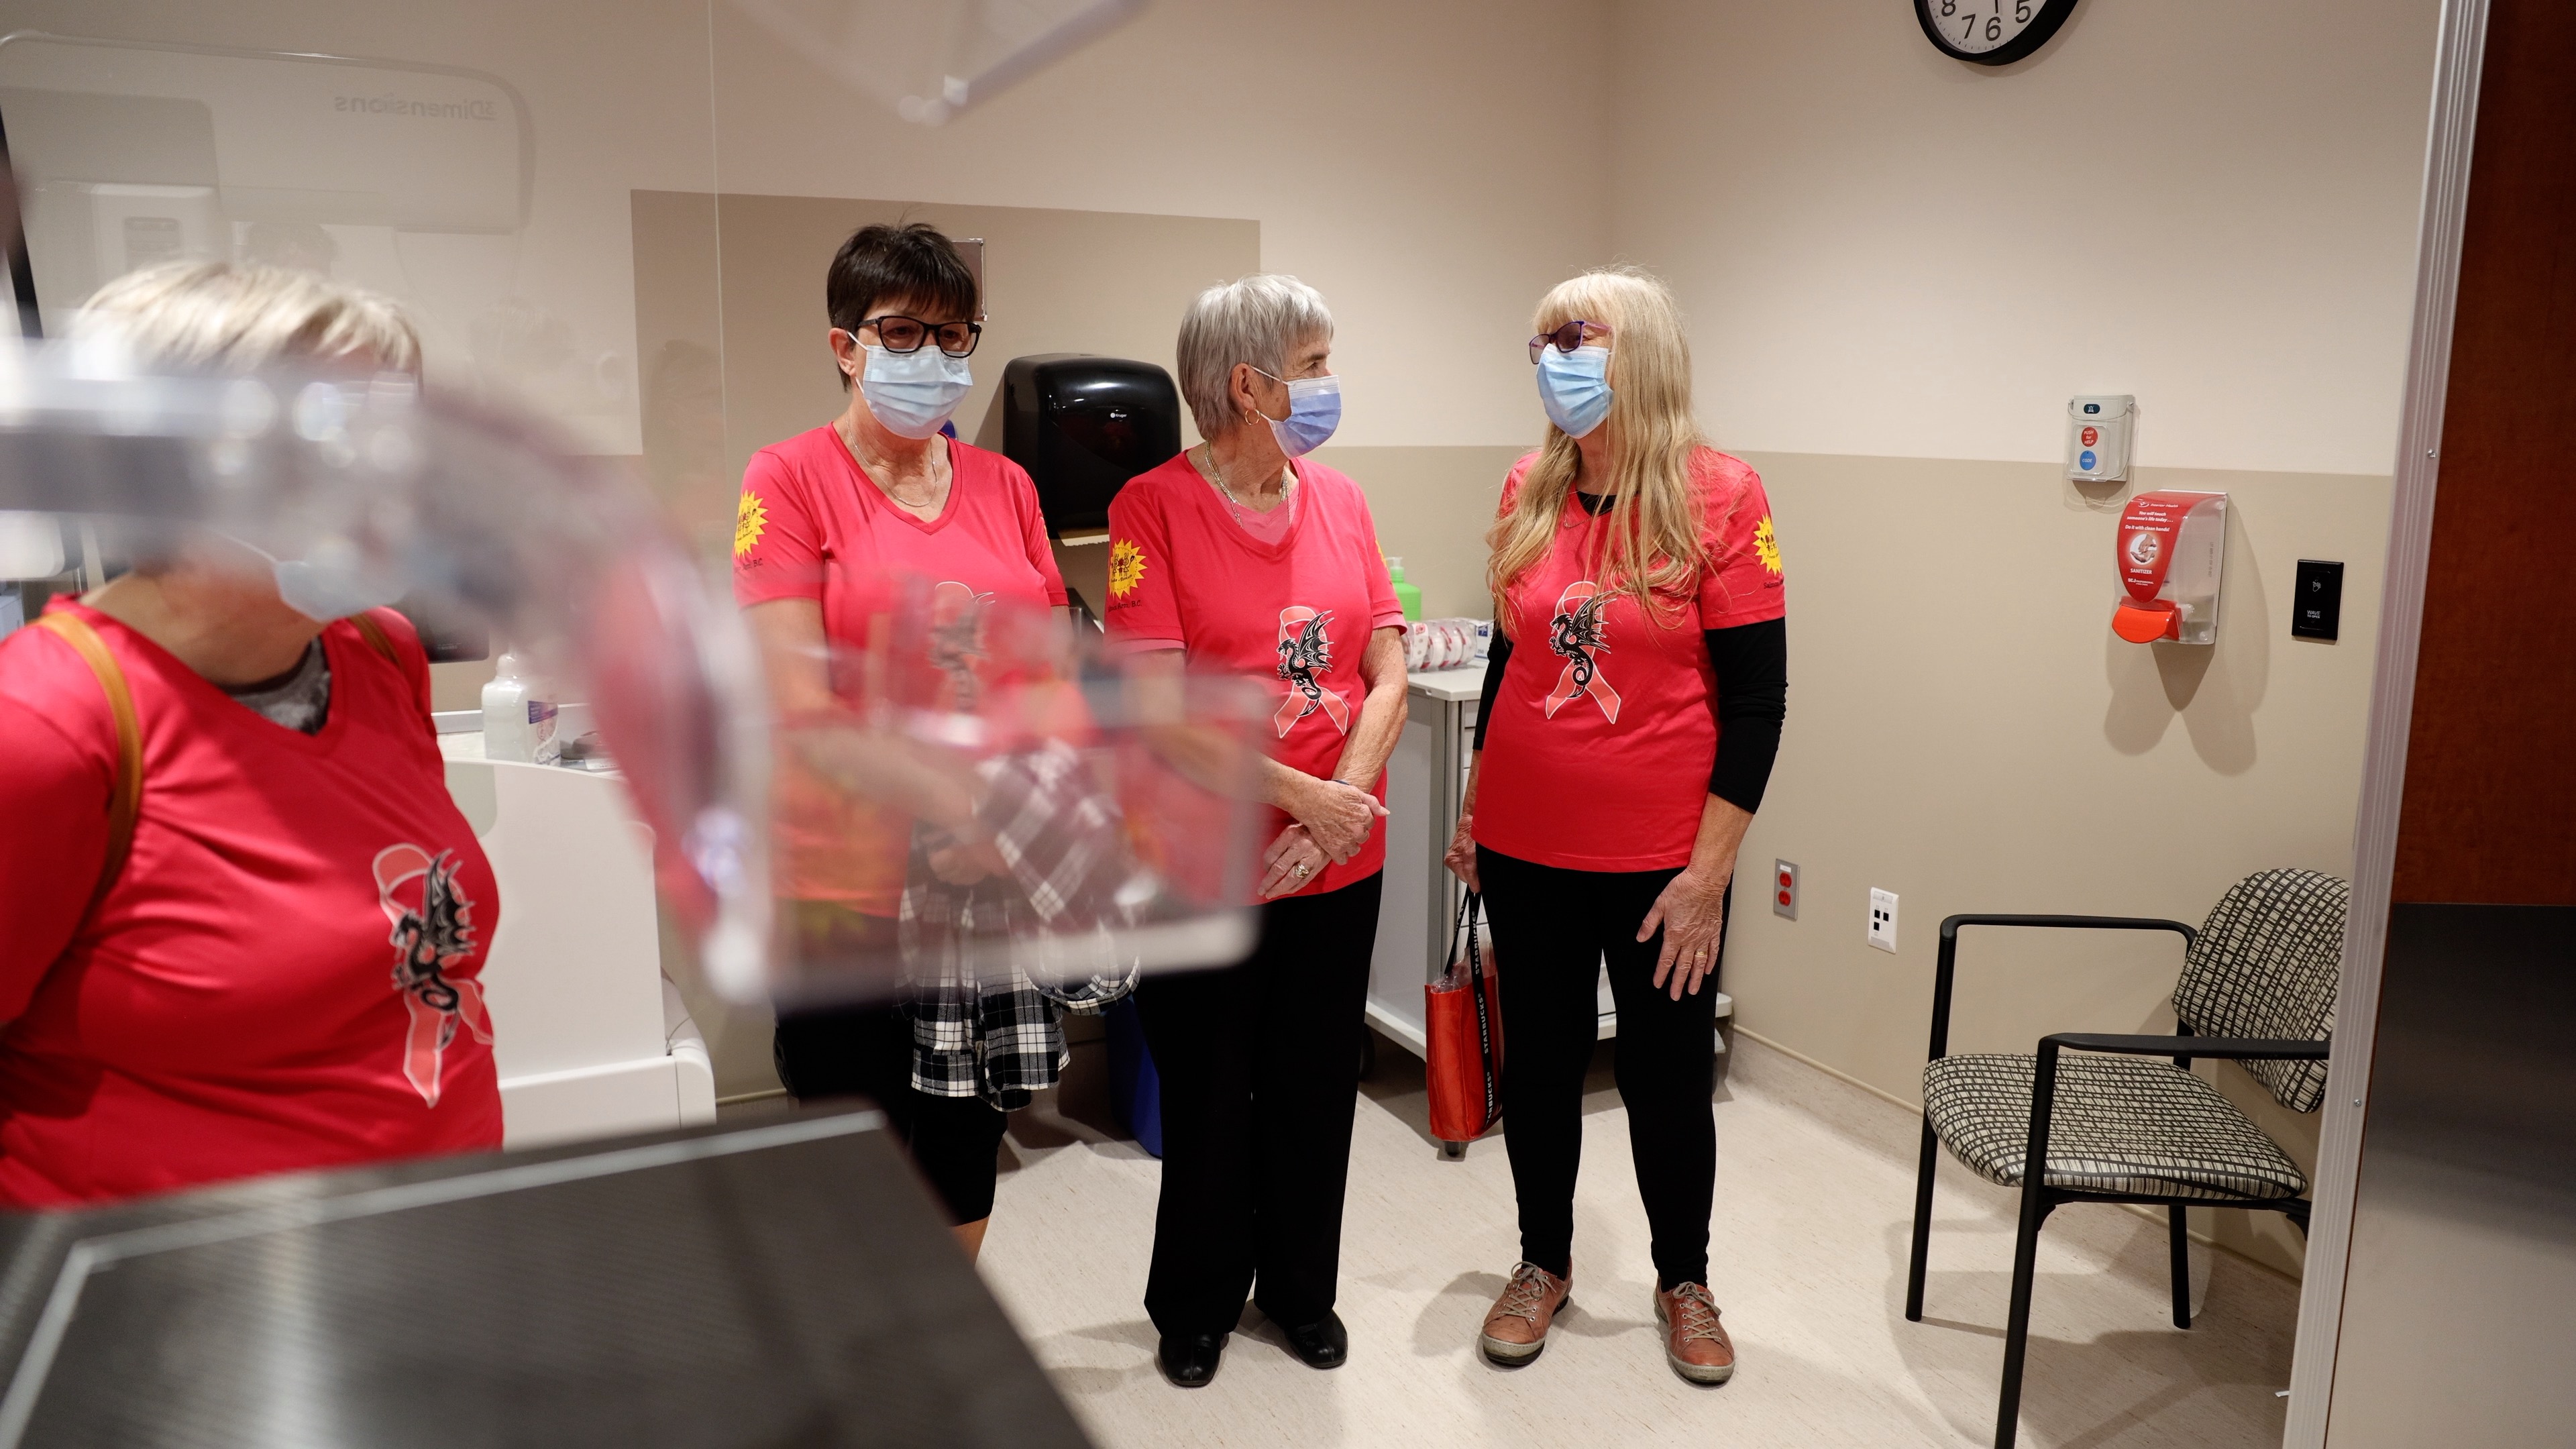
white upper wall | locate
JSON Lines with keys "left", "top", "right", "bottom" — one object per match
{"left": 1610, "top": 0, "right": 2442, "bottom": 474}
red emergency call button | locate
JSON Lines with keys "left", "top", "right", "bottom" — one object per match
{"left": 2081, "top": 425, "right": 2100, "bottom": 447}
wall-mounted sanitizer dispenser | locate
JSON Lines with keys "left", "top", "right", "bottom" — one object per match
{"left": 2112, "top": 490, "right": 2226, "bottom": 645}
{"left": 1002, "top": 354, "right": 1181, "bottom": 537}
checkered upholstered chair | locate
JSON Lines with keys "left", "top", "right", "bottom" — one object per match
{"left": 1903, "top": 868, "right": 2345, "bottom": 1449}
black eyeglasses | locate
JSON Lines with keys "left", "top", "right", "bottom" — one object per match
{"left": 850, "top": 315, "right": 982, "bottom": 358}
{"left": 1527, "top": 319, "right": 1608, "bottom": 364}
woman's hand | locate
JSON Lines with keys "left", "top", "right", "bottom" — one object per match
{"left": 1287, "top": 775, "right": 1387, "bottom": 863}
{"left": 1641, "top": 863, "right": 1732, "bottom": 1001}
{"left": 926, "top": 833, "right": 1007, "bottom": 887}
{"left": 1444, "top": 810, "right": 1480, "bottom": 892}
{"left": 1258, "top": 824, "right": 1331, "bottom": 899}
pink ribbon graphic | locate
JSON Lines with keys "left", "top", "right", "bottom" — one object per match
{"left": 1544, "top": 580, "right": 1622, "bottom": 723}
{"left": 1273, "top": 606, "right": 1352, "bottom": 739}
{"left": 374, "top": 843, "right": 493, "bottom": 1108}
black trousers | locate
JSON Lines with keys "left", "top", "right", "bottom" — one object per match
{"left": 1479, "top": 846, "right": 1727, "bottom": 1290}
{"left": 772, "top": 905, "right": 1010, "bottom": 1226}
{"left": 1137, "top": 873, "right": 1383, "bottom": 1338}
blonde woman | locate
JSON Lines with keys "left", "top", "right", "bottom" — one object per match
{"left": 0, "top": 262, "right": 502, "bottom": 1205}
{"left": 1443, "top": 269, "right": 1787, "bottom": 1384}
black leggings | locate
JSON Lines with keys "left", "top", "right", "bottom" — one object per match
{"left": 1479, "top": 846, "right": 1727, "bottom": 1290}
{"left": 1137, "top": 873, "right": 1383, "bottom": 1337}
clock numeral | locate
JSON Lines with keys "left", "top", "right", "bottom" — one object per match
{"left": 1986, "top": 13, "right": 2003, "bottom": 39}
{"left": 1960, "top": 14, "right": 1976, "bottom": 40}
{"left": 2015, "top": 0, "right": 2032, "bottom": 19}
{"left": 1939, "top": 0, "right": 1955, "bottom": 14}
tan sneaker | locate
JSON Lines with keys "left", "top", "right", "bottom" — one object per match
{"left": 1654, "top": 1283, "right": 1735, "bottom": 1384}
{"left": 1479, "top": 1262, "right": 1573, "bottom": 1365}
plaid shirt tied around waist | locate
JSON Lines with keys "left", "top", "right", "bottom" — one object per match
{"left": 900, "top": 741, "right": 1144, "bottom": 1108}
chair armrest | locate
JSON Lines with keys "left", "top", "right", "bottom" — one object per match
{"left": 1939, "top": 913, "right": 2200, "bottom": 938}
{"left": 1927, "top": 915, "right": 2200, "bottom": 1062}
{"left": 2043, "top": 1032, "right": 2330, "bottom": 1061}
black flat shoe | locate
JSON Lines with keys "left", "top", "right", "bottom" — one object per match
{"left": 1279, "top": 1311, "right": 1348, "bottom": 1369}
{"left": 1158, "top": 1332, "right": 1226, "bottom": 1388}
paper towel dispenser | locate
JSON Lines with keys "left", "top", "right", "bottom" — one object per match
{"left": 1002, "top": 354, "right": 1180, "bottom": 537}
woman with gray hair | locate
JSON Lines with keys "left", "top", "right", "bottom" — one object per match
{"left": 1104, "top": 274, "right": 1407, "bottom": 1387}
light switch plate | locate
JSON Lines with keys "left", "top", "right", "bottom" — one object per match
{"left": 1868, "top": 888, "right": 1899, "bottom": 953}
{"left": 1773, "top": 860, "right": 1799, "bottom": 920}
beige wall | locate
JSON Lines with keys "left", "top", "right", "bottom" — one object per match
{"left": 631, "top": 189, "right": 1260, "bottom": 555}
{"left": 1727, "top": 455, "right": 2385, "bottom": 1274}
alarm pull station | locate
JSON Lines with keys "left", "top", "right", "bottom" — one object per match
{"left": 2067, "top": 394, "right": 2135, "bottom": 482}
{"left": 2292, "top": 559, "right": 2345, "bottom": 641}
{"left": 2112, "top": 490, "right": 2226, "bottom": 645}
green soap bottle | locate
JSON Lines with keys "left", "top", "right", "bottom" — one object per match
{"left": 1387, "top": 554, "right": 1423, "bottom": 622}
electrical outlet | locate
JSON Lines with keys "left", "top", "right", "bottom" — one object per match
{"left": 1773, "top": 860, "right": 1799, "bottom": 920}
{"left": 1868, "top": 889, "right": 1898, "bottom": 953}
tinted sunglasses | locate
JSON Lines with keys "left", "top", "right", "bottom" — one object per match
{"left": 851, "top": 315, "right": 982, "bottom": 358}
{"left": 1527, "top": 319, "right": 1607, "bottom": 364}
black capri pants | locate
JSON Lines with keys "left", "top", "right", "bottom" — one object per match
{"left": 771, "top": 904, "right": 1010, "bottom": 1226}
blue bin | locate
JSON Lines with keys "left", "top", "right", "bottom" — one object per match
{"left": 1104, "top": 996, "right": 1163, "bottom": 1158}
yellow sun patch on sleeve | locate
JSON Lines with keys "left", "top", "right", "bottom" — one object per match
{"left": 1108, "top": 537, "right": 1147, "bottom": 599}
{"left": 734, "top": 492, "right": 769, "bottom": 557}
{"left": 1753, "top": 515, "right": 1782, "bottom": 576}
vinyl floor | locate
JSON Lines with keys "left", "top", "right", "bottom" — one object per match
{"left": 963, "top": 1030, "right": 2299, "bottom": 1448}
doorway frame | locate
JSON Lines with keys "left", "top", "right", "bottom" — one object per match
{"left": 2281, "top": 0, "right": 2489, "bottom": 1441}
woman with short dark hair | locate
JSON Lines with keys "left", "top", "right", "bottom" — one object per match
{"left": 735, "top": 221, "right": 1073, "bottom": 1259}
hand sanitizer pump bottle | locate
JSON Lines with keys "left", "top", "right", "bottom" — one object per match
{"left": 481, "top": 650, "right": 560, "bottom": 763}
{"left": 1387, "top": 555, "right": 1423, "bottom": 623}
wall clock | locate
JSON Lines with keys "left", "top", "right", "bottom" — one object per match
{"left": 1914, "top": 0, "right": 2080, "bottom": 66}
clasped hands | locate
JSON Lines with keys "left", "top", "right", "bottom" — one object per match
{"left": 1258, "top": 775, "right": 1386, "bottom": 899}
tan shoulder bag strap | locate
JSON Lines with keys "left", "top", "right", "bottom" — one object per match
{"left": 350, "top": 612, "right": 401, "bottom": 664}
{"left": 32, "top": 613, "right": 143, "bottom": 916}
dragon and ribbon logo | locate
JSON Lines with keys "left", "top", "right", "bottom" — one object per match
{"left": 1544, "top": 580, "right": 1622, "bottom": 722}
{"left": 925, "top": 580, "right": 994, "bottom": 710}
{"left": 1273, "top": 606, "right": 1351, "bottom": 739}
{"left": 374, "top": 843, "right": 492, "bottom": 1108}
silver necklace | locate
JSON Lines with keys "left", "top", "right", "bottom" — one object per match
{"left": 1201, "top": 443, "right": 1286, "bottom": 513}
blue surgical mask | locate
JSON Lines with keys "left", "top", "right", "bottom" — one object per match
{"left": 1536, "top": 344, "right": 1613, "bottom": 439}
{"left": 1254, "top": 370, "right": 1342, "bottom": 458}
{"left": 859, "top": 342, "right": 974, "bottom": 440}
{"left": 231, "top": 534, "right": 409, "bottom": 622}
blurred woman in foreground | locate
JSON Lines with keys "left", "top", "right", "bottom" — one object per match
{"left": 0, "top": 262, "right": 501, "bottom": 1205}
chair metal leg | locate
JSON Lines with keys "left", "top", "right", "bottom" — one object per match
{"left": 2168, "top": 1205, "right": 2193, "bottom": 1329}
{"left": 1994, "top": 1183, "right": 2051, "bottom": 1449}
{"left": 1906, "top": 1118, "right": 1940, "bottom": 1321}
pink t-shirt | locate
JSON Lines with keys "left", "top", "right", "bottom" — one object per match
{"left": 0, "top": 605, "right": 502, "bottom": 1205}
{"left": 1104, "top": 452, "right": 1403, "bottom": 897}
{"left": 733, "top": 427, "right": 1069, "bottom": 914}
{"left": 1474, "top": 447, "right": 1786, "bottom": 871}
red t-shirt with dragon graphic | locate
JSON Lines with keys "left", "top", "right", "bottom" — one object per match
{"left": 1474, "top": 447, "right": 1785, "bottom": 871}
{"left": 733, "top": 426, "right": 1069, "bottom": 915}
{"left": 1103, "top": 452, "right": 1403, "bottom": 898}
{"left": 0, "top": 603, "right": 502, "bottom": 1205}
